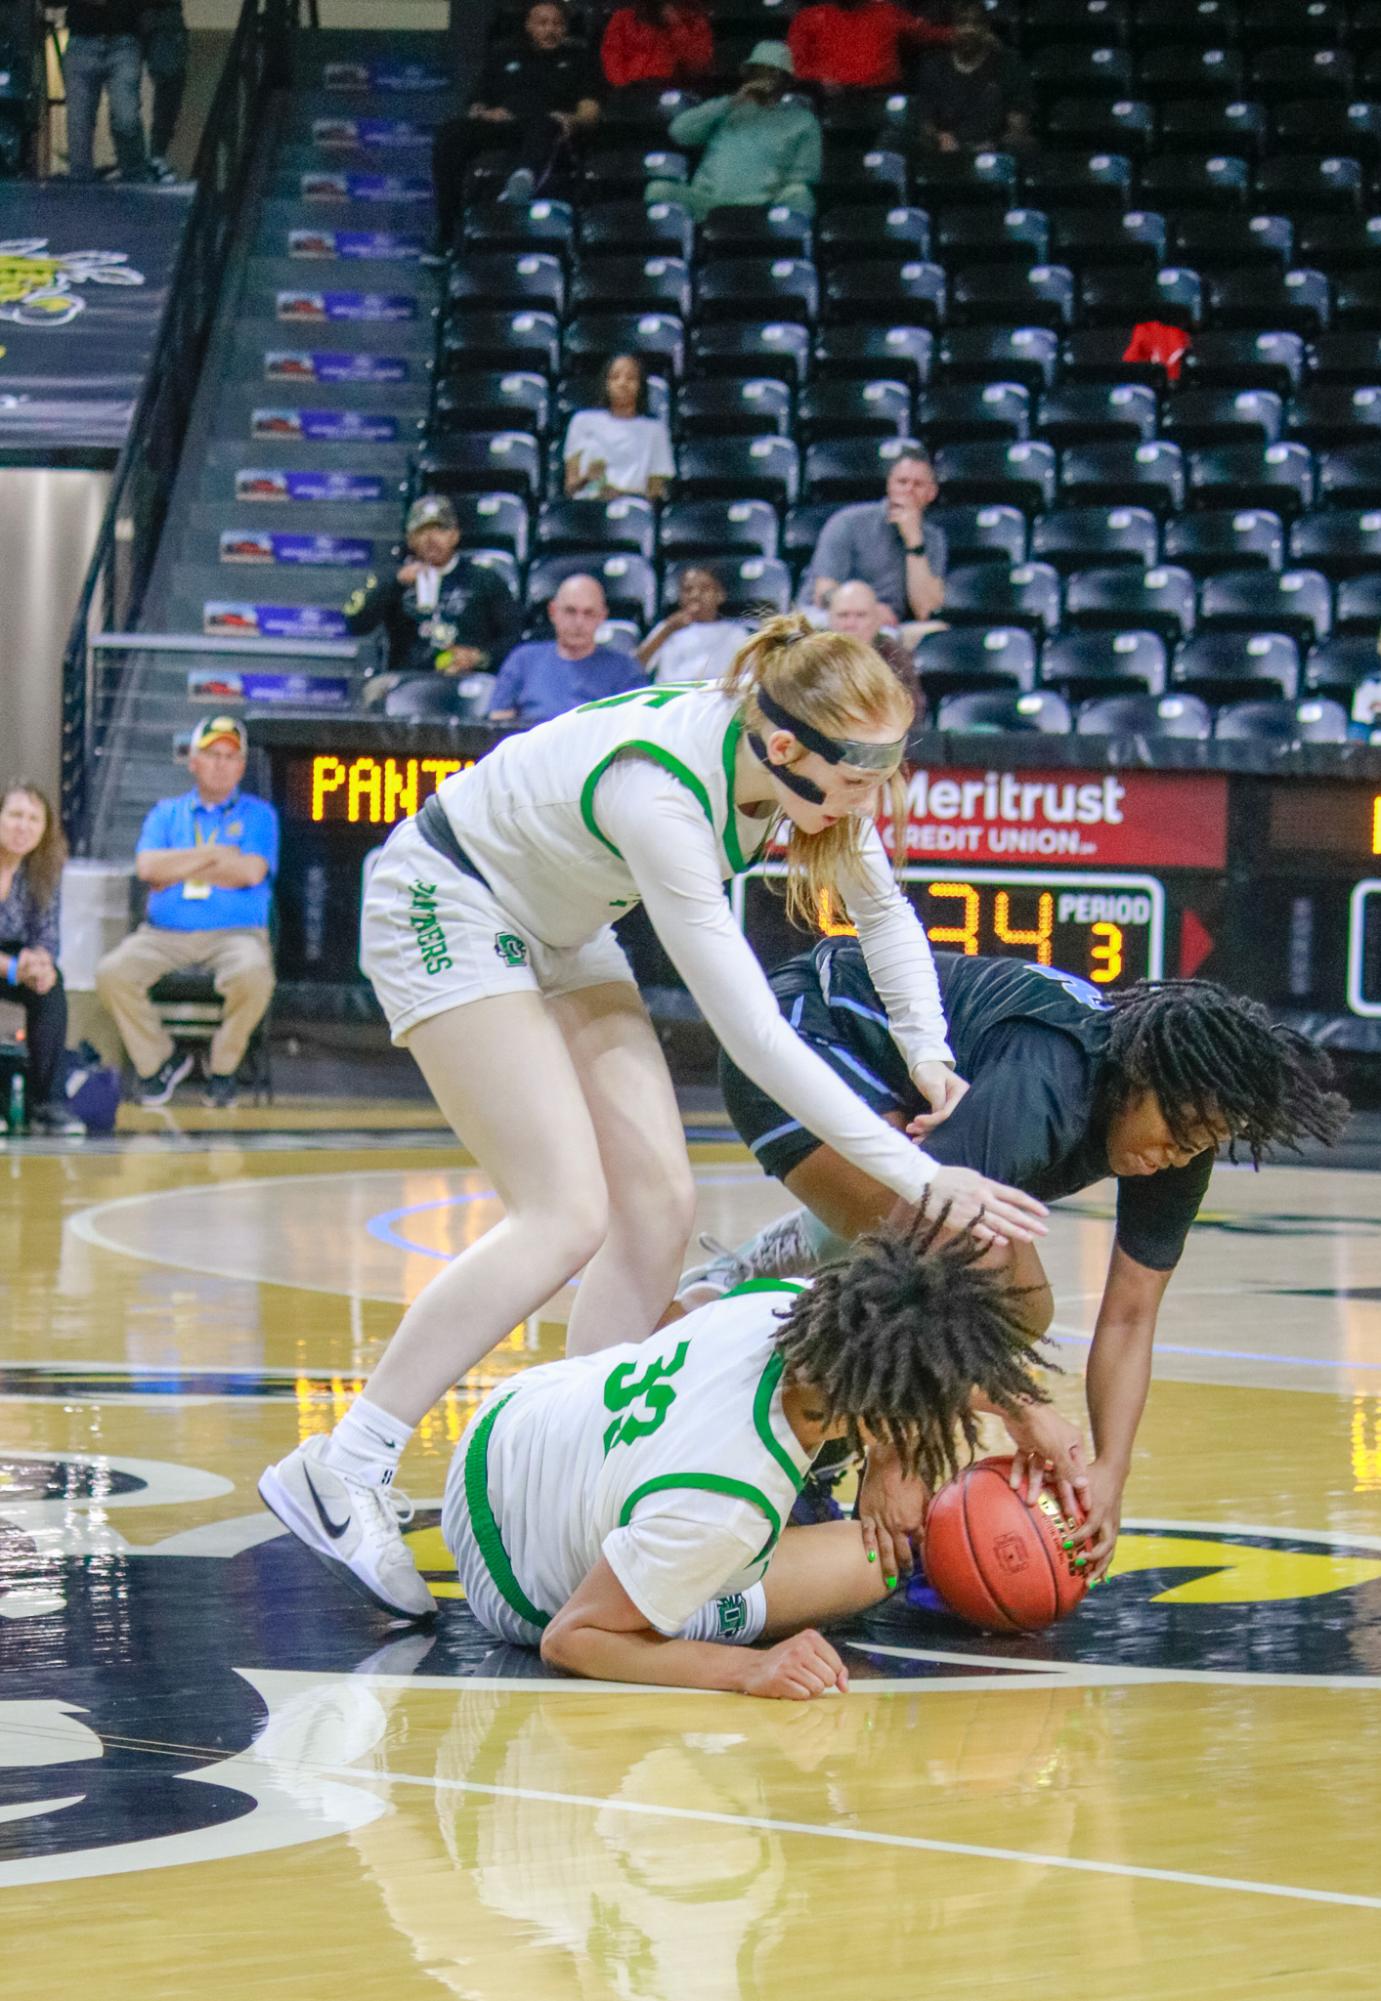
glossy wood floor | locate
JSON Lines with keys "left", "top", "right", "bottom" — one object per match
{"left": 2, "top": 1118, "right": 1380, "bottom": 1999}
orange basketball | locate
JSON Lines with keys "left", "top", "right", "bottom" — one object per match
{"left": 923, "top": 1455, "right": 1088, "bottom": 1633}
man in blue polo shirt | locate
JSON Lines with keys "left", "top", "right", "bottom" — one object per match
{"left": 96, "top": 717, "right": 278, "bottom": 1108}
{"left": 487, "top": 573, "right": 646, "bottom": 726}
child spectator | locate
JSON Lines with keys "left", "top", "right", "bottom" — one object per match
{"left": 601, "top": 0, "right": 714, "bottom": 90}
{"left": 563, "top": 353, "right": 675, "bottom": 502}
{"left": 637, "top": 566, "right": 752, "bottom": 682}
{"left": 0, "top": 782, "right": 83, "bottom": 1134}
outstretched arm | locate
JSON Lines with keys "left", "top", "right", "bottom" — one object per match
{"left": 1072, "top": 1245, "right": 1170, "bottom": 1579}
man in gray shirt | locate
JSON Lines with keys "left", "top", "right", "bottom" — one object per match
{"left": 799, "top": 450, "right": 947, "bottom": 640}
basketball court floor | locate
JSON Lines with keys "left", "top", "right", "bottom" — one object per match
{"left": 3, "top": 1117, "right": 1380, "bottom": 1998}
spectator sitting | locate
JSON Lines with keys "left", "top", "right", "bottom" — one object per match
{"left": 636, "top": 565, "right": 752, "bottom": 682}
{"left": 799, "top": 449, "right": 946, "bottom": 645}
{"left": 95, "top": 718, "right": 277, "bottom": 1111}
{"left": 563, "top": 353, "right": 676, "bottom": 502}
{"left": 788, "top": 0, "right": 951, "bottom": 92}
{"left": 0, "top": 781, "right": 83, "bottom": 1135}
{"left": 601, "top": 0, "right": 714, "bottom": 90}
{"left": 431, "top": 0, "right": 601, "bottom": 246}
{"left": 648, "top": 42, "right": 822, "bottom": 219}
{"left": 64, "top": 0, "right": 153, "bottom": 184}
{"left": 910, "top": 2, "right": 1034, "bottom": 153}
{"left": 488, "top": 576, "right": 648, "bottom": 724}
{"left": 344, "top": 495, "right": 521, "bottom": 708}
{"left": 827, "top": 579, "right": 924, "bottom": 711}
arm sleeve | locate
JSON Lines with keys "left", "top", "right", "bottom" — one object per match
{"left": 647, "top": 418, "right": 676, "bottom": 481}
{"left": 341, "top": 573, "right": 392, "bottom": 637}
{"left": 807, "top": 507, "right": 854, "bottom": 589}
{"left": 136, "top": 799, "right": 172, "bottom": 854}
{"left": 31, "top": 880, "right": 61, "bottom": 960}
{"left": 669, "top": 96, "right": 731, "bottom": 145}
{"left": 600, "top": 11, "right": 634, "bottom": 87}
{"left": 595, "top": 760, "right": 940, "bottom": 1201}
{"left": 837, "top": 824, "right": 954, "bottom": 1072}
{"left": 786, "top": 111, "right": 823, "bottom": 187}
{"left": 239, "top": 801, "right": 280, "bottom": 877}
{"left": 1114, "top": 1148, "right": 1215, "bottom": 1272}
{"left": 488, "top": 646, "right": 526, "bottom": 713}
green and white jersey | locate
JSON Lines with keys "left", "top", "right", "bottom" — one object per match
{"left": 434, "top": 684, "right": 769, "bottom": 950}
{"left": 441, "top": 1282, "right": 814, "bottom": 1638}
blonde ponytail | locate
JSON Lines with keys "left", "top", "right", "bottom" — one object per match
{"left": 720, "top": 613, "right": 915, "bottom": 930}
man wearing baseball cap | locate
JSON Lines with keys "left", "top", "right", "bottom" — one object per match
{"left": 95, "top": 717, "right": 279, "bottom": 1109}
{"left": 648, "top": 41, "right": 822, "bottom": 218}
{"left": 344, "top": 493, "right": 521, "bottom": 706}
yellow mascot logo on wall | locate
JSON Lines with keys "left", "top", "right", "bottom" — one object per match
{"left": 0, "top": 237, "right": 146, "bottom": 330}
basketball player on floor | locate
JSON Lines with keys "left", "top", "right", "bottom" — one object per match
{"left": 443, "top": 1213, "right": 1054, "bottom": 1696}
{"left": 690, "top": 943, "right": 1348, "bottom": 1580}
{"left": 260, "top": 619, "right": 1047, "bottom": 1620}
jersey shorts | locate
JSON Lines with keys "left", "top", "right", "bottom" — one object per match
{"left": 361, "top": 814, "right": 635, "bottom": 1044}
{"left": 721, "top": 949, "right": 920, "bottom": 1183}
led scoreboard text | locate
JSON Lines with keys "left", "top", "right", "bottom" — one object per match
{"left": 290, "top": 754, "right": 476, "bottom": 824}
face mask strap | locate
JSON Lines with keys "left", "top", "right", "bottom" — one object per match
{"left": 746, "top": 729, "right": 827, "bottom": 804}
{"left": 755, "top": 687, "right": 906, "bottom": 774}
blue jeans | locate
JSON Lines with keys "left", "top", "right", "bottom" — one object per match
{"left": 65, "top": 33, "right": 148, "bottom": 181}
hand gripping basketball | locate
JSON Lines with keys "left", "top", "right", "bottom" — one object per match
{"left": 923, "top": 1455, "right": 1090, "bottom": 1633}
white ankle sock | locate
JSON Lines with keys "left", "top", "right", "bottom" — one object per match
{"left": 322, "top": 1396, "right": 413, "bottom": 1487}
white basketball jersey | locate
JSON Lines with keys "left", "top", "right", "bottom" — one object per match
{"left": 441, "top": 1282, "right": 813, "bottom": 1637}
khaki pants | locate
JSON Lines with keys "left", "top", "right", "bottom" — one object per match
{"left": 95, "top": 925, "right": 274, "bottom": 1079}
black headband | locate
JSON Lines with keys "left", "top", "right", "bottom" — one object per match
{"left": 755, "top": 687, "right": 908, "bottom": 772}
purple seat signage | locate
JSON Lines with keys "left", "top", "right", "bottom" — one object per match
{"left": 250, "top": 409, "right": 402, "bottom": 442}
{"left": 288, "top": 230, "right": 426, "bottom": 260}
{"left": 204, "top": 602, "right": 351, "bottom": 639}
{"left": 312, "top": 118, "right": 434, "bottom": 150}
{"left": 219, "top": 530, "right": 374, "bottom": 567}
{"left": 323, "top": 61, "right": 448, "bottom": 91}
{"left": 275, "top": 290, "right": 418, "bottom": 322}
{"left": 235, "top": 470, "right": 387, "bottom": 504}
{"left": 301, "top": 172, "right": 431, "bottom": 204}
{"left": 189, "top": 667, "right": 352, "bottom": 707}
{"left": 264, "top": 350, "right": 409, "bottom": 383}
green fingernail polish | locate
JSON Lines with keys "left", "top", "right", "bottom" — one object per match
{"left": 885, "top": 1575, "right": 898, "bottom": 1590}
{"left": 1062, "top": 1539, "right": 1073, "bottom": 1550}
{"left": 867, "top": 1550, "right": 876, "bottom": 1562}
{"left": 1075, "top": 1555, "right": 1088, "bottom": 1569}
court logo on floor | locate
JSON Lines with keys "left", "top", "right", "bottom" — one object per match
{"left": 0, "top": 239, "right": 146, "bottom": 330}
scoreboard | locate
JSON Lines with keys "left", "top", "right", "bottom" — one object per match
{"left": 249, "top": 718, "right": 1381, "bottom": 1052}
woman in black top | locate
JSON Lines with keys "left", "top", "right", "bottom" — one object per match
{"left": 0, "top": 783, "right": 82, "bottom": 1134}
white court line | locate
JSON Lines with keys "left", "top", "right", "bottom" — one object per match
{"left": 312, "top": 1757, "right": 1381, "bottom": 1913}
{"left": 850, "top": 1643, "right": 1381, "bottom": 1693}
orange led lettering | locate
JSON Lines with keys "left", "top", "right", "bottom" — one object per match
{"left": 385, "top": 757, "right": 419, "bottom": 821}
{"left": 347, "top": 756, "right": 383, "bottom": 823}
{"left": 1089, "top": 921, "right": 1124, "bottom": 983}
{"left": 1372, "top": 795, "right": 1380, "bottom": 855}
{"left": 927, "top": 882, "right": 980, "bottom": 954}
{"left": 994, "top": 889, "right": 1054, "bottom": 965}
{"left": 311, "top": 755, "right": 346, "bottom": 821}
{"left": 420, "top": 759, "right": 464, "bottom": 795}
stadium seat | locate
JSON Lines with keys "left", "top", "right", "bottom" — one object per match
{"left": 440, "top": 310, "right": 561, "bottom": 378}
{"left": 925, "top": 503, "right": 1029, "bottom": 567}
{"left": 1214, "top": 696, "right": 1349, "bottom": 741}
{"left": 1187, "top": 442, "right": 1315, "bottom": 514}
{"left": 1330, "top": 272, "right": 1381, "bottom": 327}
{"left": 1198, "top": 566, "right": 1333, "bottom": 645}
{"left": 1064, "top": 562, "right": 1197, "bottom": 640}
{"left": 1171, "top": 211, "right": 1292, "bottom": 274}
{"left": 824, "top": 260, "right": 947, "bottom": 330}
{"left": 1289, "top": 507, "right": 1381, "bottom": 578}
{"left": 527, "top": 551, "right": 657, "bottom": 625}
{"left": 803, "top": 436, "right": 924, "bottom": 504}
{"left": 431, "top": 371, "right": 550, "bottom": 437}
{"left": 1249, "top": 48, "right": 1354, "bottom": 104}
{"left": 1031, "top": 504, "right": 1160, "bottom": 571}
{"left": 690, "top": 321, "right": 811, "bottom": 387}
{"left": 565, "top": 312, "right": 685, "bottom": 381}
{"left": 1317, "top": 442, "right": 1381, "bottom": 503}
{"left": 1241, "top": 0, "right": 1345, "bottom": 48}
{"left": 818, "top": 146, "right": 908, "bottom": 208}
{"left": 939, "top": 560, "right": 1063, "bottom": 636}
{"left": 383, "top": 677, "right": 466, "bottom": 719}
{"left": 1292, "top": 216, "right": 1381, "bottom": 274}
{"left": 913, "top": 628, "right": 1039, "bottom": 704}
{"left": 935, "top": 208, "right": 1050, "bottom": 268}
{"left": 1255, "top": 155, "right": 1364, "bottom": 216}
{"left": 813, "top": 325, "right": 934, "bottom": 390}
{"left": 936, "top": 689, "right": 1073, "bottom": 732}
{"left": 1075, "top": 690, "right": 1213, "bottom": 737}
{"left": 578, "top": 200, "right": 694, "bottom": 259}
{"left": 1303, "top": 634, "right": 1381, "bottom": 704}
{"left": 1172, "top": 630, "right": 1301, "bottom": 701}
{"left": 1209, "top": 268, "right": 1332, "bottom": 335}
{"left": 1275, "top": 101, "right": 1381, "bottom": 166}
{"left": 422, "top": 488, "right": 529, "bottom": 563}
{"left": 1039, "top": 629, "right": 1169, "bottom": 700}
{"left": 1287, "top": 386, "right": 1381, "bottom": 448}
{"left": 570, "top": 255, "right": 690, "bottom": 319}
{"left": 1332, "top": 570, "right": 1381, "bottom": 633}
{"left": 1020, "top": 153, "right": 1132, "bottom": 209}
{"left": 1035, "top": 384, "right": 1158, "bottom": 446}
{"left": 937, "top": 326, "right": 1059, "bottom": 393}
{"left": 1306, "top": 331, "right": 1381, "bottom": 382}
{"left": 1079, "top": 264, "right": 1205, "bottom": 330}
{"left": 663, "top": 554, "right": 792, "bottom": 616}
{"left": 1029, "top": 45, "right": 1134, "bottom": 99}
{"left": 1062, "top": 328, "right": 1177, "bottom": 388}
{"left": 782, "top": 501, "right": 839, "bottom": 577}
{"left": 817, "top": 89, "right": 910, "bottom": 143}
{"left": 419, "top": 430, "right": 542, "bottom": 500}
{"left": 914, "top": 383, "right": 1031, "bottom": 447}
{"left": 535, "top": 497, "right": 656, "bottom": 560}
{"left": 933, "top": 440, "right": 1058, "bottom": 513}
{"left": 1048, "top": 207, "right": 1167, "bottom": 272}
{"left": 949, "top": 264, "right": 1076, "bottom": 330}
{"left": 1023, "top": 0, "right": 1131, "bottom": 48}
{"left": 677, "top": 435, "right": 799, "bottom": 506}
{"left": 1161, "top": 387, "right": 1284, "bottom": 447}
{"left": 1058, "top": 441, "right": 1187, "bottom": 515}
{"left": 797, "top": 380, "right": 913, "bottom": 444}
{"left": 1163, "top": 505, "right": 1285, "bottom": 574}
{"left": 1139, "top": 153, "right": 1250, "bottom": 210}
{"left": 1182, "top": 329, "right": 1305, "bottom": 393}
{"left": 659, "top": 498, "right": 779, "bottom": 561}
{"left": 695, "top": 258, "right": 818, "bottom": 326}
{"left": 581, "top": 147, "right": 689, "bottom": 201}
{"left": 675, "top": 378, "right": 792, "bottom": 440}
{"left": 909, "top": 151, "right": 1018, "bottom": 209}
{"left": 816, "top": 205, "right": 931, "bottom": 266}
{"left": 461, "top": 199, "right": 576, "bottom": 260}
{"left": 1137, "top": 46, "right": 1245, "bottom": 98}
{"left": 1046, "top": 97, "right": 1155, "bottom": 159}
{"left": 1157, "top": 98, "right": 1266, "bottom": 158}
{"left": 698, "top": 206, "right": 814, "bottom": 258}
{"left": 448, "top": 251, "right": 565, "bottom": 317}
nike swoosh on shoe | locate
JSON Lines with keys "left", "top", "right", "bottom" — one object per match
{"left": 304, "top": 1465, "right": 352, "bottom": 1541}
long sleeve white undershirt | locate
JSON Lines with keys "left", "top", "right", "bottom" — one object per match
{"left": 595, "top": 760, "right": 947, "bottom": 1205}
{"left": 835, "top": 821, "right": 954, "bottom": 1077}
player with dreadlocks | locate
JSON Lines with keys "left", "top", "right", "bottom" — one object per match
{"left": 689, "top": 944, "right": 1349, "bottom": 1582}
{"left": 439, "top": 1209, "right": 1052, "bottom": 1697}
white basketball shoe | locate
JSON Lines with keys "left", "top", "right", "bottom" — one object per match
{"left": 258, "top": 1434, "right": 436, "bottom": 1621}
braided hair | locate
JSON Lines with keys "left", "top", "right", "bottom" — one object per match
{"left": 770, "top": 1208, "right": 1054, "bottom": 1491}
{"left": 1104, "top": 979, "right": 1349, "bottom": 1163}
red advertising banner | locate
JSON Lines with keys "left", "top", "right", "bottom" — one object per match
{"left": 895, "top": 767, "right": 1229, "bottom": 869}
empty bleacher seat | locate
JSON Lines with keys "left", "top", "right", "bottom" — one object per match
{"left": 939, "top": 560, "right": 1063, "bottom": 635}
{"left": 814, "top": 325, "right": 934, "bottom": 390}
{"left": 448, "top": 251, "right": 565, "bottom": 316}
{"left": 677, "top": 435, "right": 800, "bottom": 506}
{"left": 936, "top": 689, "right": 1073, "bottom": 732}
{"left": 579, "top": 200, "right": 694, "bottom": 259}
{"left": 914, "top": 383, "right": 1031, "bottom": 447}
{"left": 1187, "top": 441, "right": 1315, "bottom": 513}
{"left": 565, "top": 312, "right": 685, "bottom": 381}
{"left": 695, "top": 258, "right": 819, "bottom": 326}
{"left": 675, "top": 378, "right": 792, "bottom": 440}
{"left": 949, "top": 263, "right": 1076, "bottom": 330}
{"left": 924, "top": 503, "right": 1029, "bottom": 567}
{"left": 1031, "top": 504, "right": 1160, "bottom": 571}
{"left": 535, "top": 498, "right": 656, "bottom": 560}
{"left": 913, "top": 628, "right": 1039, "bottom": 704}
{"left": 462, "top": 199, "right": 576, "bottom": 260}
{"left": 1161, "top": 387, "right": 1284, "bottom": 446}
{"left": 823, "top": 261, "right": 947, "bottom": 330}
{"left": 1332, "top": 570, "right": 1381, "bottom": 632}
{"left": 659, "top": 498, "right": 779, "bottom": 560}
{"left": 937, "top": 326, "right": 1059, "bottom": 392}
{"left": 421, "top": 430, "right": 542, "bottom": 500}
{"left": 797, "top": 380, "right": 913, "bottom": 444}
{"left": 431, "top": 371, "right": 550, "bottom": 436}
{"left": 1064, "top": 562, "right": 1197, "bottom": 639}
{"left": 1172, "top": 629, "right": 1301, "bottom": 701}
{"left": 816, "top": 205, "right": 931, "bottom": 266}
{"left": 1183, "top": 329, "right": 1305, "bottom": 392}
{"left": 803, "top": 436, "right": 924, "bottom": 504}
{"left": 698, "top": 206, "right": 814, "bottom": 258}
{"left": 1075, "top": 690, "right": 1213, "bottom": 737}
{"left": 441, "top": 310, "right": 561, "bottom": 377}
{"left": 690, "top": 321, "right": 811, "bottom": 386}
{"left": 1317, "top": 441, "right": 1381, "bottom": 502}
{"left": 934, "top": 440, "right": 1058, "bottom": 513}
{"left": 1197, "top": 566, "right": 1333, "bottom": 644}
{"left": 1036, "top": 383, "right": 1159, "bottom": 446}
{"left": 1303, "top": 633, "right": 1381, "bottom": 704}
{"left": 1290, "top": 507, "right": 1381, "bottom": 577}
{"left": 1040, "top": 628, "right": 1169, "bottom": 699}
{"left": 1214, "top": 695, "right": 1349, "bottom": 740}
{"left": 1058, "top": 441, "right": 1187, "bottom": 515}
{"left": 570, "top": 255, "right": 691, "bottom": 318}
{"left": 1163, "top": 505, "right": 1285, "bottom": 574}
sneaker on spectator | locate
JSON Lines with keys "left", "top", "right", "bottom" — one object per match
{"left": 498, "top": 166, "right": 535, "bottom": 204}
{"left": 135, "top": 1052, "right": 194, "bottom": 1106}
{"left": 28, "top": 1101, "right": 85, "bottom": 1136}
{"left": 202, "top": 1072, "right": 240, "bottom": 1110}
{"left": 148, "top": 155, "right": 182, "bottom": 186}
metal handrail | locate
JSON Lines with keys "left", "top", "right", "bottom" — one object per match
{"left": 92, "top": 631, "right": 359, "bottom": 659}
{"left": 59, "top": 0, "right": 298, "bottom": 851}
